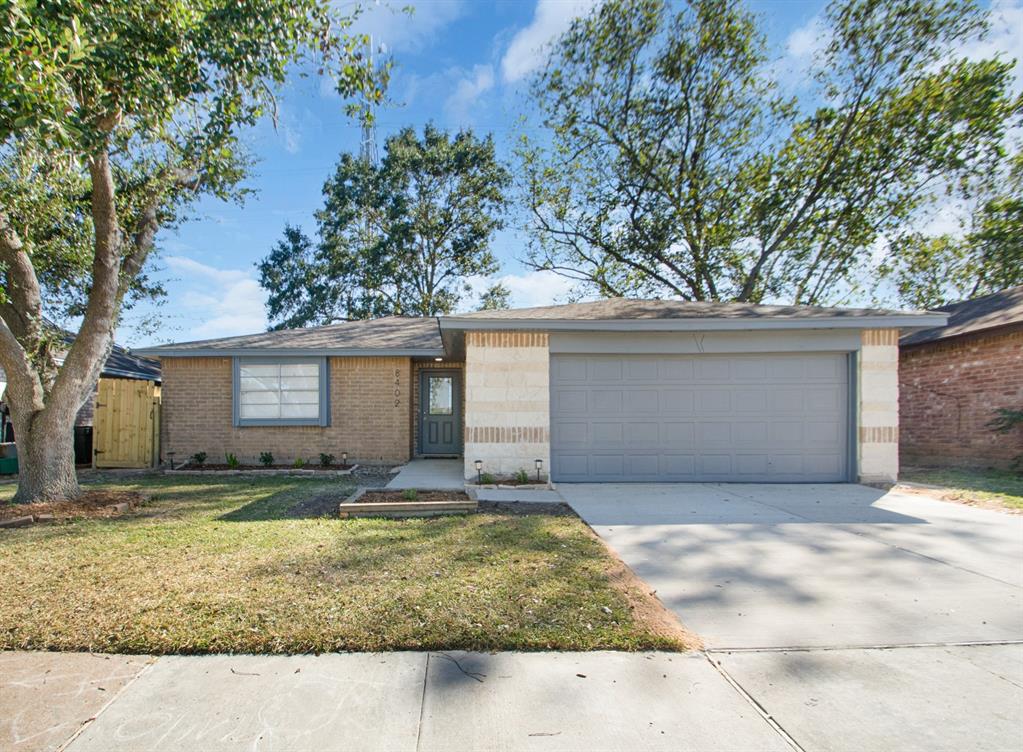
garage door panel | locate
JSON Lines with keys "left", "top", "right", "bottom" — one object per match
{"left": 623, "top": 390, "right": 659, "bottom": 412}
{"left": 696, "top": 358, "right": 731, "bottom": 380}
{"left": 551, "top": 353, "right": 849, "bottom": 483}
{"left": 661, "top": 389, "right": 695, "bottom": 413}
{"left": 663, "top": 422, "right": 696, "bottom": 445}
{"left": 659, "top": 359, "right": 694, "bottom": 381}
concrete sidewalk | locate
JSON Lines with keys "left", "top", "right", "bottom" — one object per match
{"left": 3, "top": 650, "right": 789, "bottom": 752}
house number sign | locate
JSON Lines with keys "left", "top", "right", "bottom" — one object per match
{"left": 394, "top": 369, "right": 401, "bottom": 408}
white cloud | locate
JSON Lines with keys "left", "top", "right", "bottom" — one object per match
{"left": 956, "top": 0, "right": 1023, "bottom": 93}
{"left": 444, "top": 65, "right": 495, "bottom": 123}
{"left": 500, "top": 0, "right": 599, "bottom": 84}
{"left": 462, "top": 269, "right": 579, "bottom": 311}
{"left": 351, "top": 0, "right": 464, "bottom": 54}
{"left": 163, "top": 256, "right": 268, "bottom": 340}
{"left": 785, "top": 15, "right": 829, "bottom": 61}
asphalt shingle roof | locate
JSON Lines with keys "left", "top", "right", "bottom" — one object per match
{"left": 137, "top": 316, "right": 443, "bottom": 354}
{"left": 899, "top": 285, "right": 1023, "bottom": 346}
{"left": 452, "top": 298, "right": 935, "bottom": 321}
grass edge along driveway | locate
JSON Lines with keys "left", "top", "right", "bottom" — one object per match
{"left": 0, "top": 475, "right": 696, "bottom": 654}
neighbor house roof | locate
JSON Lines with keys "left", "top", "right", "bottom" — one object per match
{"left": 899, "top": 285, "right": 1023, "bottom": 347}
{"left": 97, "top": 344, "right": 162, "bottom": 381}
{"left": 134, "top": 316, "right": 445, "bottom": 357}
{"left": 440, "top": 298, "right": 946, "bottom": 332}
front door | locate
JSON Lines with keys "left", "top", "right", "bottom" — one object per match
{"left": 419, "top": 370, "right": 462, "bottom": 456}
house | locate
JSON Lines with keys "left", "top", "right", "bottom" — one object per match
{"left": 899, "top": 285, "right": 1023, "bottom": 470}
{"left": 134, "top": 298, "right": 947, "bottom": 484}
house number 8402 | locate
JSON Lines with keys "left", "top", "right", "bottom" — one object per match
{"left": 394, "top": 369, "right": 401, "bottom": 407}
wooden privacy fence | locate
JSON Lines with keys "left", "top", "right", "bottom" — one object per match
{"left": 93, "top": 378, "right": 161, "bottom": 468}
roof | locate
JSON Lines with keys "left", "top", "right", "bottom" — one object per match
{"left": 441, "top": 298, "right": 946, "bottom": 332}
{"left": 136, "top": 298, "right": 948, "bottom": 357}
{"left": 134, "top": 316, "right": 445, "bottom": 357}
{"left": 900, "top": 285, "right": 1023, "bottom": 346}
{"left": 99, "top": 344, "right": 162, "bottom": 381}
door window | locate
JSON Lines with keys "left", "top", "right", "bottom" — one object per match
{"left": 428, "top": 376, "right": 453, "bottom": 415}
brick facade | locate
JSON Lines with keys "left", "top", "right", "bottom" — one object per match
{"left": 899, "top": 325, "right": 1023, "bottom": 469}
{"left": 161, "top": 356, "right": 412, "bottom": 466}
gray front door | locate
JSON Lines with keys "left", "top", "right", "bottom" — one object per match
{"left": 419, "top": 370, "right": 462, "bottom": 455}
{"left": 550, "top": 353, "right": 849, "bottom": 482}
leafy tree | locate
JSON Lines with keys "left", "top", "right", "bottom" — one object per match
{"left": 519, "top": 0, "right": 1020, "bottom": 305}
{"left": 259, "top": 124, "right": 510, "bottom": 327}
{"left": 477, "top": 283, "right": 512, "bottom": 311}
{"left": 0, "top": 0, "right": 384, "bottom": 503}
{"left": 881, "top": 151, "right": 1023, "bottom": 307}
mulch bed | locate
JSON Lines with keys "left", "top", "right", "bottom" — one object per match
{"left": 477, "top": 500, "right": 576, "bottom": 517}
{"left": 0, "top": 489, "right": 146, "bottom": 523}
{"left": 355, "top": 490, "right": 472, "bottom": 503}
{"left": 180, "top": 464, "right": 355, "bottom": 472}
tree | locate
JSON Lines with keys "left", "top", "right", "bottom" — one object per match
{"left": 0, "top": 1, "right": 384, "bottom": 503}
{"left": 881, "top": 151, "right": 1023, "bottom": 308}
{"left": 519, "top": 0, "right": 1021, "bottom": 305}
{"left": 258, "top": 124, "right": 510, "bottom": 327}
{"left": 477, "top": 283, "right": 512, "bottom": 311}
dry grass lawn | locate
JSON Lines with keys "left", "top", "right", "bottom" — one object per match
{"left": 0, "top": 475, "right": 694, "bottom": 654}
{"left": 900, "top": 466, "right": 1023, "bottom": 511}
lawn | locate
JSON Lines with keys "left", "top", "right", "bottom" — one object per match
{"left": 900, "top": 466, "right": 1023, "bottom": 511}
{"left": 0, "top": 475, "right": 693, "bottom": 654}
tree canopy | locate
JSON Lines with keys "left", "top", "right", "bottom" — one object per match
{"left": 519, "top": 0, "right": 1021, "bottom": 306}
{"left": 0, "top": 0, "right": 384, "bottom": 501}
{"left": 259, "top": 124, "right": 511, "bottom": 327}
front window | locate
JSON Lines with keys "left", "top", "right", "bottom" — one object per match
{"left": 234, "top": 358, "right": 327, "bottom": 426}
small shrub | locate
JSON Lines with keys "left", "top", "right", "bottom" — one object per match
{"left": 480, "top": 472, "right": 496, "bottom": 485}
{"left": 259, "top": 451, "right": 274, "bottom": 467}
{"left": 225, "top": 453, "right": 240, "bottom": 469}
{"left": 190, "top": 451, "right": 207, "bottom": 466}
{"left": 293, "top": 457, "right": 307, "bottom": 469}
{"left": 514, "top": 469, "right": 529, "bottom": 484}
{"left": 402, "top": 488, "right": 419, "bottom": 501}
{"left": 319, "top": 453, "right": 335, "bottom": 467}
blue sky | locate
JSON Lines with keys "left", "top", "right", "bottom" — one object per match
{"left": 125, "top": 0, "right": 1022, "bottom": 347}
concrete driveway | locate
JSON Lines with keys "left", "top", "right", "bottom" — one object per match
{"left": 561, "top": 482, "right": 1023, "bottom": 751}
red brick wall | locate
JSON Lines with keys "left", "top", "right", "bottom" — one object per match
{"left": 899, "top": 326, "right": 1023, "bottom": 469}
{"left": 161, "top": 356, "right": 412, "bottom": 466}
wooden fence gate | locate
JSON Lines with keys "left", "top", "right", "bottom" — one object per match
{"left": 93, "top": 378, "right": 161, "bottom": 468}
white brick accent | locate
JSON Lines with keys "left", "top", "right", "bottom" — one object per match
{"left": 858, "top": 329, "right": 899, "bottom": 483}
{"left": 463, "top": 332, "right": 550, "bottom": 480}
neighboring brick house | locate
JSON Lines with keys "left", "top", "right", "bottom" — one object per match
{"left": 137, "top": 299, "right": 947, "bottom": 484}
{"left": 899, "top": 285, "right": 1023, "bottom": 470}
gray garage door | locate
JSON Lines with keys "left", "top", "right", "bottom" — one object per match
{"left": 550, "top": 353, "right": 850, "bottom": 483}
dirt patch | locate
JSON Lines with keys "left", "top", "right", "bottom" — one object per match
{"left": 355, "top": 490, "right": 472, "bottom": 503}
{"left": 0, "top": 489, "right": 146, "bottom": 522}
{"left": 286, "top": 493, "right": 349, "bottom": 519}
{"left": 478, "top": 500, "right": 576, "bottom": 517}
{"left": 896, "top": 483, "right": 1023, "bottom": 515}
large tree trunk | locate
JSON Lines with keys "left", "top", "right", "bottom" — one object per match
{"left": 10, "top": 407, "right": 79, "bottom": 504}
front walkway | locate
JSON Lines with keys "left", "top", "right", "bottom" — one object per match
{"left": 3, "top": 650, "right": 790, "bottom": 752}
{"left": 385, "top": 458, "right": 464, "bottom": 490}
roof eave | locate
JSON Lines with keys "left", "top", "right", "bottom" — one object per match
{"left": 132, "top": 347, "right": 447, "bottom": 358}
{"left": 439, "top": 314, "right": 949, "bottom": 333}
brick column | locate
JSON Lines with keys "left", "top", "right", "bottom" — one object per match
{"left": 463, "top": 331, "right": 550, "bottom": 481}
{"left": 858, "top": 329, "right": 900, "bottom": 483}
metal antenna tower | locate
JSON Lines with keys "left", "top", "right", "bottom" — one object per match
{"left": 360, "top": 35, "right": 378, "bottom": 167}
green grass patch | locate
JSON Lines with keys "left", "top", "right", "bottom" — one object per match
{"left": 901, "top": 466, "right": 1023, "bottom": 510}
{"left": 0, "top": 475, "right": 693, "bottom": 654}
